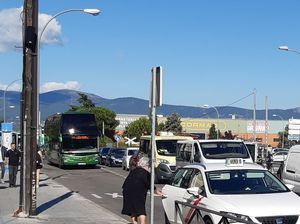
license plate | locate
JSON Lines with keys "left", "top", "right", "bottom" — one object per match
{"left": 78, "top": 163, "right": 86, "bottom": 165}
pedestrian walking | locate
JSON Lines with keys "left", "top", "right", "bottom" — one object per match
{"left": 5, "top": 143, "right": 21, "bottom": 187}
{"left": 122, "top": 157, "right": 163, "bottom": 224}
{"left": 0, "top": 142, "right": 8, "bottom": 184}
{"left": 36, "top": 146, "right": 43, "bottom": 188}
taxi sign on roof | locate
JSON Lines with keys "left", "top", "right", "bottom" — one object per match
{"left": 225, "top": 158, "right": 244, "bottom": 167}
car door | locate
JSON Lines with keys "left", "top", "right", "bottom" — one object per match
{"left": 181, "top": 169, "right": 208, "bottom": 224}
{"left": 162, "top": 168, "right": 194, "bottom": 223}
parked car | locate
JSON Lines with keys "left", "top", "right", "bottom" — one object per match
{"left": 271, "top": 147, "right": 286, "bottom": 154}
{"left": 162, "top": 159, "right": 300, "bottom": 224}
{"left": 272, "top": 150, "right": 288, "bottom": 162}
{"left": 281, "top": 145, "right": 300, "bottom": 194}
{"left": 105, "top": 148, "right": 125, "bottom": 167}
{"left": 122, "top": 147, "right": 138, "bottom": 171}
{"left": 99, "top": 147, "right": 110, "bottom": 165}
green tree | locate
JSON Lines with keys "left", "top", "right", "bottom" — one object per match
{"left": 158, "top": 122, "right": 165, "bottom": 131}
{"left": 163, "top": 113, "right": 183, "bottom": 134}
{"left": 69, "top": 94, "right": 119, "bottom": 139}
{"left": 277, "top": 125, "right": 289, "bottom": 148}
{"left": 70, "top": 93, "right": 95, "bottom": 111}
{"left": 209, "top": 124, "right": 217, "bottom": 139}
{"left": 125, "top": 117, "right": 151, "bottom": 141}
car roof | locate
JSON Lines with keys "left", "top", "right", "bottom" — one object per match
{"left": 140, "top": 135, "right": 193, "bottom": 141}
{"left": 184, "top": 162, "right": 265, "bottom": 172}
{"left": 177, "top": 139, "right": 244, "bottom": 144}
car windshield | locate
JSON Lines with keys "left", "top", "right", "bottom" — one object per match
{"left": 206, "top": 169, "right": 289, "bottom": 195}
{"left": 156, "top": 140, "right": 178, "bottom": 156}
{"left": 128, "top": 149, "right": 137, "bottom": 156}
{"left": 200, "top": 142, "right": 250, "bottom": 159}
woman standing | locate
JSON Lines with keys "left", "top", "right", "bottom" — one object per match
{"left": 122, "top": 157, "right": 162, "bottom": 224}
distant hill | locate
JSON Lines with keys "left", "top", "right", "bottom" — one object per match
{"left": 1, "top": 89, "right": 300, "bottom": 121}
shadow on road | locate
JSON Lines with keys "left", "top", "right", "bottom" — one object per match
{"left": 36, "top": 191, "right": 74, "bottom": 214}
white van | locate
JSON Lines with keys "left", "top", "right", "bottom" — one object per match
{"left": 176, "top": 139, "right": 254, "bottom": 167}
{"left": 282, "top": 145, "right": 300, "bottom": 194}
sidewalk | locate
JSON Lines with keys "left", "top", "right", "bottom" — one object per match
{"left": 0, "top": 172, "right": 128, "bottom": 224}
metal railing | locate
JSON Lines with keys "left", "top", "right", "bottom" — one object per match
{"left": 174, "top": 200, "right": 258, "bottom": 224}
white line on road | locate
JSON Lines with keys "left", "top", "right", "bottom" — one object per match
{"left": 91, "top": 193, "right": 102, "bottom": 199}
{"left": 105, "top": 193, "right": 123, "bottom": 198}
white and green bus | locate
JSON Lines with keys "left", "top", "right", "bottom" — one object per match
{"left": 44, "top": 112, "right": 99, "bottom": 168}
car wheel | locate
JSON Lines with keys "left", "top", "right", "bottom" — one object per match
{"left": 164, "top": 212, "right": 171, "bottom": 224}
{"left": 204, "top": 216, "right": 213, "bottom": 224}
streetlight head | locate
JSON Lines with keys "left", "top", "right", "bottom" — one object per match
{"left": 278, "top": 46, "right": 289, "bottom": 51}
{"left": 83, "top": 8, "right": 101, "bottom": 16}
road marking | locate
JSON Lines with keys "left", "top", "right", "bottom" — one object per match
{"left": 105, "top": 193, "right": 123, "bottom": 198}
{"left": 101, "top": 167, "right": 127, "bottom": 179}
{"left": 91, "top": 193, "right": 102, "bottom": 199}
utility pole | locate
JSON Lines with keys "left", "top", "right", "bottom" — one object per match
{"left": 20, "top": 0, "right": 38, "bottom": 216}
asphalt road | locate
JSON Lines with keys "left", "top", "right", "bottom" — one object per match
{"left": 42, "top": 163, "right": 165, "bottom": 224}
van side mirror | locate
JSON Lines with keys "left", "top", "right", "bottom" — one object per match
{"left": 187, "top": 187, "right": 201, "bottom": 197}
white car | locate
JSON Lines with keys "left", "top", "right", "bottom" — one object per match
{"left": 162, "top": 159, "right": 300, "bottom": 224}
{"left": 122, "top": 147, "right": 138, "bottom": 171}
{"left": 272, "top": 151, "right": 288, "bottom": 162}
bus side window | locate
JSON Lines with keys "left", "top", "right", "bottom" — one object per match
{"left": 194, "top": 143, "right": 200, "bottom": 162}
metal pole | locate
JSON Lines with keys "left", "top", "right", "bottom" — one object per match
{"left": 3, "top": 79, "right": 21, "bottom": 123}
{"left": 150, "top": 71, "right": 156, "bottom": 224}
{"left": 265, "top": 96, "right": 268, "bottom": 148}
{"left": 253, "top": 89, "right": 256, "bottom": 142}
{"left": 212, "top": 106, "right": 220, "bottom": 139}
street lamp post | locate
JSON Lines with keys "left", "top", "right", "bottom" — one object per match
{"left": 273, "top": 114, "right": 285, "bottom": 148}
{"left": 3, "top": 79, "right": 21, "bottom": 123}
{"left": 203, "top": 104, "right": 220, "bottom": 139}
{"left": 37, "top": 8, "right": 100, "bottom": 137}
{"left": 278, "top": 46, "right": 300, "bottom": 55}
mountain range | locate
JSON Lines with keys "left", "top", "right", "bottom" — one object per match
{"left": 1, "top": 89, "right": 300, "bottom": 122}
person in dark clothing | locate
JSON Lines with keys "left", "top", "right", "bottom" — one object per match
{"left": 122, "top": 157, "right": 163, "bottom": 224}
{"left": 0, "top": 142, "right": 8, "bottom": 184}
{"left": 5, "top": 143, "right": 20, "bottom": 187}
{"left": 36, "top": 146, "right": 43, "bottom": 188}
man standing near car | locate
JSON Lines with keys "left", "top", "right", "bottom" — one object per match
{"left": 5, "top": 143, "right": 20, "bottom": 187}
{"left": 0, "top": 142, "right": 8, "bottom": 184}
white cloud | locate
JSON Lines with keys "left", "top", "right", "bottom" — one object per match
{"left": 0, "top": 83, "right": 21, "bottom": 91}
{"left": 0, "top": 7, "right": 62, "bottom": 53}
{"left": 41, "top": 81, "right": 80, "bottom": 93}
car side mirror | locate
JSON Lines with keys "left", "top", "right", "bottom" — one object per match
{"left": 285, "top": 184, "right": 295, "bottom": 191}
{"left": 187, "top": 187, "right": 201, "bottom": 197}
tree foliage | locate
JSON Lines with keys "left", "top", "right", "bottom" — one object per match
{"left": 163, "top": 113, "right": 183, "bottom": 134}
{"left": 69, "top": 93, "right": 119, "bottom": 138}
{"left": 125, "top": 117, "right": 151, "bottom": 141}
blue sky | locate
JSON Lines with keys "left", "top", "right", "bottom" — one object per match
{"left": 1, "top": 1, "right": 300, "bottom": 110}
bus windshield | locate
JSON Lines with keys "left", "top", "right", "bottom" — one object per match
{"left": 156, "top": 140, "right": 178, "bottom": 156}
{"left": 61, "top": 114, "right": 98, "bottom": 136}
{"left": 62, "top": 137, "right": 97, "bottom": 150}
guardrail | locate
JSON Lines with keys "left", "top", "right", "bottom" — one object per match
{"left": 174, "top": 200, "right": 258, "bottom": 224}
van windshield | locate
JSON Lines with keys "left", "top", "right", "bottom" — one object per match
{"left": 200, "top": 142, "right": 250, "bottom": 159}
{"left": 156, "top": 140, "right": 178, "bottom": 156}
